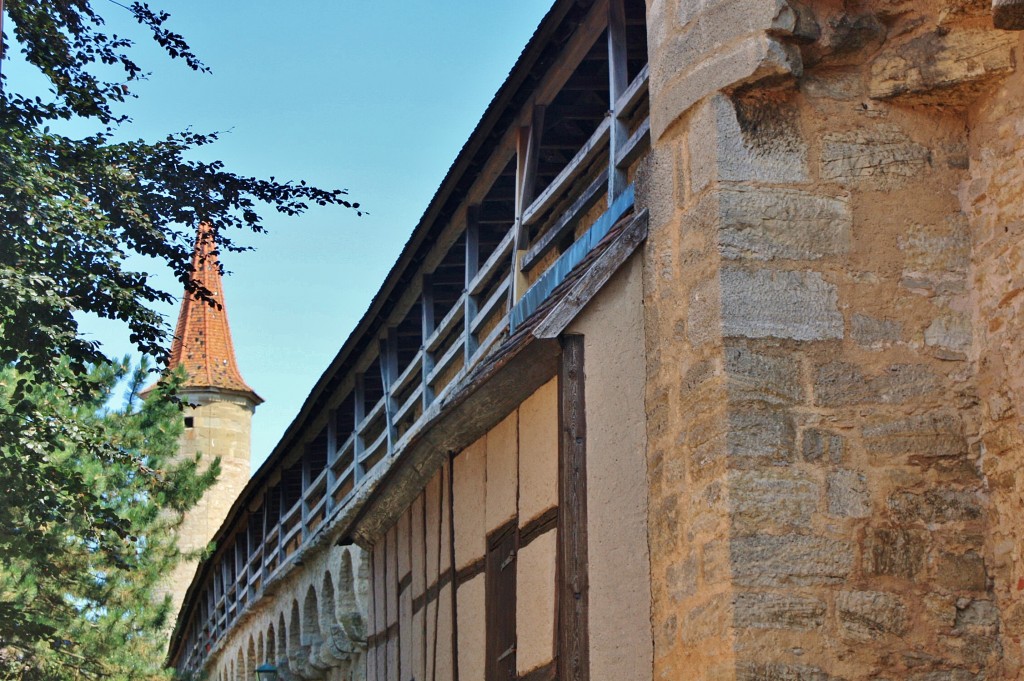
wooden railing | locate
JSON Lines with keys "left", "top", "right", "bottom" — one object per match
{"left": 175, "top": 18, "right": 650, "bottom": 677}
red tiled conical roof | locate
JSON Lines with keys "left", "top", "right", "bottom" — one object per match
{"left": 167, "top": 224, "right": 262, "bottom": 402}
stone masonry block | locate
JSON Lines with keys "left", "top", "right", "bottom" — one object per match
{"left": 869, "top": 28, "right": 1016, "bottom": 102}
{"left": 887, "top": 488, "right": 983, "bottom": 524}
{"left": 727, "top": 406, "right": 796, "bottom": 463}
{"left": 731, "top": 534, "right": 854, "bottom": 587}
{"left": 721, "top": 268, "right": 843, "bottom": 341}
{"left": 836, "top": 590, "right": 909, "bottom": 639}
{"left": 737, "top": 664, "right": 837, "bottom": 681}
{"left": 733, "top": 591, "right": 827, "bottom": 630}
{"left": 864, "top": 527, "right": 928, "bottom": 579}
{"left": 827, "top": 469, "right": 871, "bottom": 518}
{"left": 725, "top": 344, "right": 804, "bottom": 405}
{"left": 718, "top": 186, "right": 850, "bottom": 261}
{"left": 730, "top": 469, "right": 819, "bottom": 531}
{"left": 690, "top": 95, "right": 808, "bottom": 194}
{"left": 851, "top": 313, "right": 903, "bottom": 348}
{"left": 862, "top": 412, "right": 967, "bottom": 459}
{"left": 652, "top": 33, "right": 800, "bottom": 139}
{"left": 936, "top": 551, "right": 987, "bottom": 591}
{"left": 814, "top": 362, "right": 939, "bottom": 407}
{"left": 802, "top": 428, "right": 845, "bottom": 463}
{"left": 821, "top": 126, "right": 930, "bottom": 190}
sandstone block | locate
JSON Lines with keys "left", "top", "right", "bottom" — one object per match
{"left": 814, "top": 362, "right": 939, "bottom": 407}
{"left": 869, "top": 28, "right": 1017, "bottom": 102}
{"left": 730, "top": 469, "right": 819, "bottom": 531}
{"left": 689, "top": 94, "right": 808, "bottom": 193}
{"left": 727, "top": 406, "right": 796, "bottom": 463}
{"left": 836, "top": 590, "right": 908, "bottom": 639}
{"left": 935, "top": 551, "right": 987, "bottom": 591}
{"left": 851, "top": 313, "right": 902, "bottom": 348}
{"left": 862, "top": 412, "right": 966, "bottom": 459}
{"left": 721, "top": 268, "right": 843, "bottom": 341}
{"left": 666, "top": 555, "right": 699, "bottom": 602}
{"left": 954, "top": 599, "right": 1000, "bottom": 634}
{"left": 907, "top": 671, "right": 982, "bottom": 681}
{"left": 725, "top": 345, "right": 804, "bottom": 405}
{"left": 802, "top": 428, "right": 845, "bottom": 463}
{"left": 652, "top": 33, "right": 800, "bottom": 139}
{"left": 821, "top": 126, "right": 929, "bottom": 189}
{"left": 827, "top": 469, "right": 871, "bottom": 518}
{"left": 864, "top": 527, "right": 928, "bottom": 579}
{"left": 887, "top": 488, "right": 982, "bottom": 524}
{"left": 733, "top": 591, "right": 826, "bottom": 630}
{"left": 718, "top": 186, "right": 851, "bottom": 261}
{"left": 731, "top": 534, "right": 853, "bottom": 587}
{"left": 737, "top": 662, "right": 836, "bottom": 681}
{"left": 925, "top": 314, "right": 972, "bottom": 357}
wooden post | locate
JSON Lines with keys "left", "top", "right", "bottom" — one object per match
{"left": 464, "top": 206, "right": 480, "bottom": 363}
{"left": 354, "top": 373, "right": 366, "bottom": 481}
{"left": 607, "top": 0, "right": 629, "bottom": 199}
{"left": 300, "top": 451, "right": 311, "bottom": 539}
{"left": 557, "top": 334, "right": 589, "bottom": 681}
{"left": 511, "top": 107, "right": 544, "bottom": 302}
{"left": 421, "top": 275, "right": 436, "bottom": 409}
{"left": 380, "top": 330, "right": 398, "bottom": 455}
{"left": 326, "top": 411, "right": 337, "bottom": 512}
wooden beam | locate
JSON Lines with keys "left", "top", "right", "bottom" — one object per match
{"left": 557, "top": 334, "right": 589, "bottom": 681}
{"left": 522, "top": 168, "right": 607, "bottom": 272}
{"left": 353, "top": 373, "right": 366, "bottom": 481}
{"left": 614, "top": 62, "right": 649, "bottom": 118}
{"left": 614, "top": 116, "right": 650, "bottom": 170}
{"left": 380, "top": 331, "right": 399, "bottom": 455}
{"left": 533, "top": 209, "right": 648, "bottom": 340}
{"left": 465, "top": 207, "right": 480, "bottom": 364}
{"left": 522, "top": 116, "right": 611, "bottom": 228}
{"left": 421, "top": 275, "right": 436, "bottom": 412}
{"left": 607, "top": 0, "right": 629, "bottom": 199}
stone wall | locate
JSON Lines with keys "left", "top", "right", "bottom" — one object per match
{"left": 640, "top": 0, "right": 1022, "bottom": 677}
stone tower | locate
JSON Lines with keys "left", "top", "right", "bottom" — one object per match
{"left": 162, "top": 224, "right": 262, "bottom": 618}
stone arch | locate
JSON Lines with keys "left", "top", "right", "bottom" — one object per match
{"left": 277, "top": 611, "right": 288, "bottom": 661}
{"left": 320, "top": 571, "right": 338, "bottom": 635}
{"left": 336, "top": 549, "right": 366, "bottom": 641}
{"left": 267, "top": 621, "right": 277, "bottom": 664}
{"left": 247, "top": 635, "right": 256, "bottom": 679}
{"left": 289, "top": 599, "right": 302, "bottom": 652}
{"left": 302, "top": 584, "right": 322, "bottom": 647}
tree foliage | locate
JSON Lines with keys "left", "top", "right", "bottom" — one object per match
{"left": 0, "top": 2, "right": 359, "bottom": 677}
{"left": 0, "top": 360, "right": 218, "bottom": 680}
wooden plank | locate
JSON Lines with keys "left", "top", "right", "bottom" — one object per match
{"left": 533, "top": 209, "right": 648, "bottom": 340}
{"left": 469, "top": 277, "right": 511, "bottom": 335}
{"left": 354, "top": 374, "right": 366, "bottom": 482}
{"left": 614, "top": 116, "right": 650, "bottom": 170}
{"left": 464, "top": 207, "right": 480, "bottom": 364}
{"left": 391, "top": 347, "right": 423, "bottom": 397}
{"left": 517, "top": 105, "right": 547, "bottom": 246}
{"left": 614, "top": 62, "right": 649, "bottom": 118}
{"left": 421, "top": 275, "right": 436, "bottom": 410}
{"left": 425, "top": 293, "right": 466, "bottom": 354}
{"left": 521, "top": 168, "right": 607, "bottom": 273}
{"left": 607, "top": 0, "right": 629, "bottom": 199}
{"left": 522, "top": 116, "right": 611, "bottom": 227}
{"left": 485, "top": 523, "right": 517, "bottom": 681}
{"left": 558, "top": 334, "right": 589, "bottom": 681}
{"left": 468, "top": 227, "right": 515, "bottom": 297}
{"left": 393, "top": 384, "right": 424, "bottom": 425}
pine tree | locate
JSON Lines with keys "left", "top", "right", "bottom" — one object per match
{"left": 0, "top": 359, "right": 217, "bottom": 680}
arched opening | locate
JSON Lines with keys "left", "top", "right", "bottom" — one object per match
{"left": 235, "top": 649, "right": 244, "bottom": 681}
{"left": 266, "top": 622, "right": 277, "bottom": 663}
{"left": 321, "top": 571, "right": 339, "bottom": 636}
{"left": 247, "top": 636, "right": 256, "bottom": 679}
{"left": 303, "top": 585, "right": 323, "bottom": 647}
{"left": 289, "top": 600, "right": 302, "bottom": 652}
{"left": 257, "top": 631, "right": 264, "bottom": 668}
{"left": 278, "top": 612, "right": 288, "bottom": 660}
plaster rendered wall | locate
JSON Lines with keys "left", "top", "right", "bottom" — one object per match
{"left": 641, "top": 0, "right": 1020, "bottom": 677}
{"left": 567, "top": 253, "right": 654, "bottom": 681}
{"left": 165, "top": 392, "right": 255, "bottom": 618}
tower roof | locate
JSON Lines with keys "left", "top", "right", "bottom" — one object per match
{"left": 165, "top": 224, "right": 262, "bottom": 403}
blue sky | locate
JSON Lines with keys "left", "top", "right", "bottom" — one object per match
{"left": 10, "top": 2, "right": 553, "bottom": 466}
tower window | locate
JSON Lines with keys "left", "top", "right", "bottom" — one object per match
{"left": 184, "top": 416, "right": 195, "bottom": 429}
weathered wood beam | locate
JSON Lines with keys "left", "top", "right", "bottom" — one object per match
{"left": 558, "top": 334, "right": 590, "bottom": 681}
{"left": 615, "top": 116, "right": 650, "bottom": 170}
{"left": 522, "top": 168, "right": 607, "bottom": 272}
{"left": 522, "top": 116, "right": 611, "bottom": 227}
{"left": 607, "top": 0, "right": 629, "bottom": 198}
{"left": 464, "top": 206, "right": 480, "bottom": 364}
